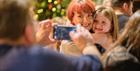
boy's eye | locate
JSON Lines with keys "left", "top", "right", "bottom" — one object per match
{"left": 88, "top": 14, "right": 93, "bottom": 17}
{"left": 78, "top": 15, "right": 82, "bottom": 18}
{"left": 94, "top": 20, "right": 97, "bottom": 22}
{"left": 88, "top": 15, "right": 93, "bottom": 19}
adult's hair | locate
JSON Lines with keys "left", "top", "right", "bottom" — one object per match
{"left": 111, "top": 0, "right": 133, "bottom": 9}
{"left": 0, "top": 0, "right": 33, "bottom": 41}
{"left": 104, "top": 10, "right": 140, "bottom": 61}
{"left": 66, "top": 0, "right": 95, "bottom": 24}
{"left": 94, "top": 7, "right": 119, "bottom": 41}
{"left": 114, "top": 10, "right": 140, "bottom": 61}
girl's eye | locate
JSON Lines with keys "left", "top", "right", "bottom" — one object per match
{"left": 102, "top": 21, "right": 106, "bottom": 24}
{"left": 102, "top": 21, "right": 107, "bottom": 25}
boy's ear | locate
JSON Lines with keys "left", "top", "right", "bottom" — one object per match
{"left": 24, "top": 25, "right": 34, "bottom": 44}
{"left": 122, "top": 3, "right": 129, "bottom": 11}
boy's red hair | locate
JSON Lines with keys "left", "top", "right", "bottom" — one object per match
{"left": 66, "top": 0, "right": 95, "bottom": 24}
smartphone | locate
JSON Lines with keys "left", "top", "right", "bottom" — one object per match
{"left": 53, "top": 25, "right": 76, "bottom": 40}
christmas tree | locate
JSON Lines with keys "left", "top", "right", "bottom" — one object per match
{"left": 35, "top": 0, "right": 70, "bottom": 21}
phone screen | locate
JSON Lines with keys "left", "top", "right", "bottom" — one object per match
{"left": 53, "top": 25, "right": 76, "bottom": 40}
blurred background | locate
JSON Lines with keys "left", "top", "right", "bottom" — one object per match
{"left": 34, "top": 0, "right": 140, "bottom": 21}
{"left": 34, "top": 0, "right": 103, "bottom": 21}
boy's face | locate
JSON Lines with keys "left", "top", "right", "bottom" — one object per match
{"left": 124, "top": 1, "right": 133, "bottom": 16}
{"left": 128, "top": 2, "right": 133, "bottom": 16}
{"left": 72, "top": 12, "right": 93, "bottom": 30}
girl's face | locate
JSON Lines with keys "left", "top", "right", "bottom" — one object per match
{"left": 93, "top": 13, "right": 111, "bottom": 34}
{"left": 72, "top": 12, "right": 93, "bottom": 30}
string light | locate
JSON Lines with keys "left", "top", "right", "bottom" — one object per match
{"left": 34, "top": 14, "right": 38, "bottom": 20}
{"left": 54, "top": 1, "right": 58, "bottom": 5}
{"left": 40, "top": 2, "right": 46, "bottom": 7}
{"left": 37, "top": 9, "right": 43, "bottom": 13}
{"left": 61, "top": 9, "right": 65, "bottom": 15}
{"left": 48, "top": 0, "right": 52, "bottom": 3}
{"left": 52, "top": 7, "right": 57, "bottom": 12}
{"left": 35, "top": 0, "right": 71, "bottom": 20}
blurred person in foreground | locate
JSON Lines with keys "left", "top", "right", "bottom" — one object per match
{"left": 0, "top": 0, "right": 102, "bottom": 71}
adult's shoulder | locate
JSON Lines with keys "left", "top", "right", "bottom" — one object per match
{"left": 0, "top": 44, "right": 102, "bottom": 71}
{"left": 117, "top": 14, "right": 129, "bottom": 21}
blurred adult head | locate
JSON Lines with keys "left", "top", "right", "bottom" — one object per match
{"left": 111, "top": 0, "right": 134, "bottom": 16}
{"left": 0, "top": 0, "right": 34, "bottom": 45}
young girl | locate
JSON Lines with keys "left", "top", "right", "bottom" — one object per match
{"left": 92, "top": 7, "right": 119, "bottom": 53}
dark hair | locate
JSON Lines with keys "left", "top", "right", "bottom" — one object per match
{"left": 104, "top": 59, "right": 140, "bottom": 71}
{"left": 111, "top": 0, "right": 133, "bottom": 8}
{"left": 0, "top": 0, "right": 33, "bottom": 40}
